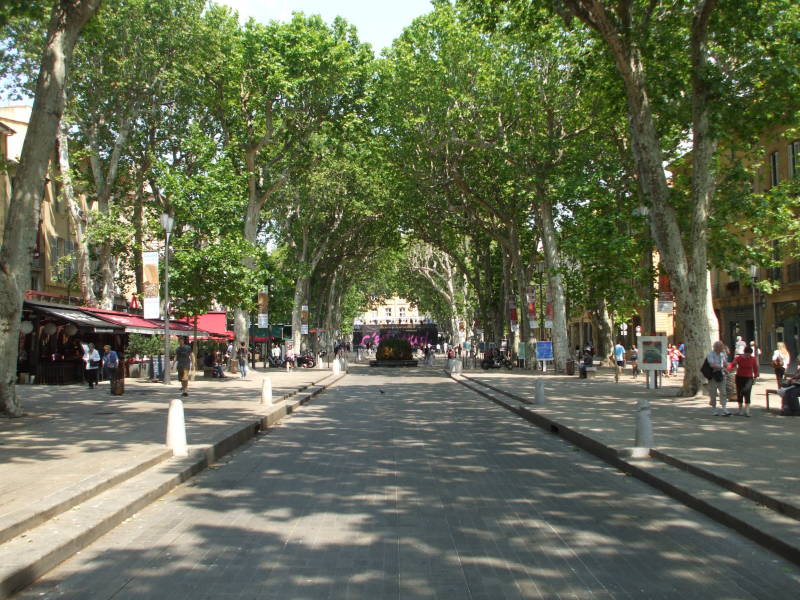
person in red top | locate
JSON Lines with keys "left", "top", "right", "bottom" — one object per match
{"left": 727, "top": 345, "right": 759, "bottom": 417}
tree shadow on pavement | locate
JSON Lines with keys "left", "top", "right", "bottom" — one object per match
{"left": 16, "top": 368, "right": 800, "bottom": 599}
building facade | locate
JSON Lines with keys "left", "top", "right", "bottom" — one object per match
{"left": 712, "top": 128, "right": 800, "bottom": 360}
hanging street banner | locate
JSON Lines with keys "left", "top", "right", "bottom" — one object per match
{"left": 301, "top": 304, "right": 309, "bottom": 335}
{"left": 257, "top": 288, "right": 269, "bottom": 328}
{"left": 142, "top": 251, "right": 160, "bottom": 319}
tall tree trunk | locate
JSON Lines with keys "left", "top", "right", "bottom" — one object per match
{"left": 595, "top": 300, "right": 614, "bottom": 360}
{"left": 569, "top": 0, "right": 718, "bottom": 395}
{"left": 0, "top": 0, "right": 101, "bottom": 417}
{"left": 56, "top": 123, "right": 95, "bottom": 306}
{"left": 131, "top": 175, "right": 147, "bottom": 297}
{"left": 91, "top": 117, "right": 131, "bottom": 309}
{"left": 537, "top": 195, "right": 570, "bottom": 371}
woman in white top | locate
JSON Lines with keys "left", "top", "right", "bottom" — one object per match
{"left": 83, "top": 342, "right": 101, "bottom": 388}
{"left": 772, "top": 342, "right": 791, "bottom": 387}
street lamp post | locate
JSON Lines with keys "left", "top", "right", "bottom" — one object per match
{"left": 749, "top": 265, "right": 759, "bottom": 353}
{"left": 160, "top": 212, "right": 174, "bottom": 385}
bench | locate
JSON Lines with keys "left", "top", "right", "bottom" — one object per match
{"left": 585, "top": 366, "right": 598, "bottom": 378}
{"left": 203, "top": 367, "right": 226, "bottom": 379}
{"left": 766, "top": 388, "right": 779, "bottom": 410}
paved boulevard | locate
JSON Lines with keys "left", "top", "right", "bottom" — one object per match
{"left": 18, "top": 368, "right": 800, "bottom": 599}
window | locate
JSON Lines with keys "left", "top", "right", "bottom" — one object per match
{"left": 49, "top": 235, "right": 60, "bottom": 272}
{"left": 399, "top": 307, "right": 406, "bottom": 317}
{"left": 64, "top": 239, "right": 76, "bottom": 279}
{"left": 788, "top": 262, "right": 800, "bottom": 283}
{"left": 790, "top": 141, "right": 800, "bottom": 179}
{"left": 384, "top": 307, "right": 392, "bottom": 317}
{"left": 770, "top": 151, "right": 780, "bottom": 187}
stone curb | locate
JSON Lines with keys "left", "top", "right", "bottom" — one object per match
{"left": 0, "top": 372, "right": 346, "bottom": 600}
{"left": 450, "top": 371, "right": 800, "bottom": 568}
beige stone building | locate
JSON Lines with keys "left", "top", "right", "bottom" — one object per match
{"left": 0, "top": 105, "right": 75, "bottom": 301}
{"left": 355, "top": 296, "right": 429, "bottom": 325}
{"left": 712, "top": 128, "right": 800, "bottom": 360}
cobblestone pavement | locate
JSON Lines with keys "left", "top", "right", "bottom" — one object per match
{"left": 16, "top": 367, "right": 800, "bottom": 600}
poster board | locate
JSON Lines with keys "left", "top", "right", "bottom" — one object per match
{"left": 639, "top": 336, "right": 668, "bottom": 370}
{"left": 535, "top": 341, "right": 553, "bottom": 361}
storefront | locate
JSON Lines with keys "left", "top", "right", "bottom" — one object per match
{"left": 21, "top": 301, "right": 123, "bottom": 384}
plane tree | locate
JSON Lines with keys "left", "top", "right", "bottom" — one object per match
{"left": 0, "top": 0, "right": 101, "bottom": 416}
{"left": 468, "top": 0, "right": 800, "bottom": 393}
{"left": 190, "top": 7, "right": 374, "bottom": 345}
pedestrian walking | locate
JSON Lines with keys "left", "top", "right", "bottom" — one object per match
{"left": 83, "top": 342, "right": 100, "bottom": 389}
{"left": 236, "top": 342, "right": 250, "bottom": 379}
{"left": 612, "top": 341, "right": 625, "bottom": 383}
{"left": 630, "top": 345, "right": 640, "bottom": 379}
{"left": 669, "top": 344, "right": 683, "bottom": 376}
{"left": 101, "top": 344, "right": 120, "bottom": 391}
{"left": 772, "top": 342, "right": 790, "bottom": 387}
{"left": 727, "top": 345, "right": 759, "bottom": 417}
{"left": 706, "top": 341, "right": 731, "bottom": 416}
{"left": 734, "top": 336, "right": 746, "bottom": 356}
{"left": 175, "top": 338, "right": 194, "bottom": 397}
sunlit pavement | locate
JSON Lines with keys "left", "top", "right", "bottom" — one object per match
{"left": 456, "top": 362, "right": 800, "bottom": 514}
{"left": 0, "top": 366, "right": 332, "bottom": 533}
{"left": 12, "top": 363, "right": 800, "bottom": 599}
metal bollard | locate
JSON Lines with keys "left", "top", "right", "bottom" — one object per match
{"left": 535, "top": 379, "right": 545, "bottom": 405}
{"left": 166, "top": 398, "right": 188, "bottom": 457}
{"left": 260, "top": 377, "right": 272, "bottom": 405}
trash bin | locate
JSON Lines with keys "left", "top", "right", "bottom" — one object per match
{"left": 566, "top": 359, "right": 575, "bottom": 376}
{"left": 111, "top": 363, "right": 125, "bottom": 395}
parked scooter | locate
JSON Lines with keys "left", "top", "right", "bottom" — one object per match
{"left": 296, "top": 351, "right": 316, "bottom": 369}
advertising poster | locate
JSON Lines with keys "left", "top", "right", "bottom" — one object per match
{"left": 300, "top": 304, "right": 308, "bottom": 335}
{"left": 258, "top": 288, "right": 269, "bottom": 328}
{"left": 535, "top": 341, "right": 554, "bottom": 361}
{"left": 639, "top": 336, "right": 668, "bottom": 370}
{"left": 142, "top": 251, "right": 160, "bottom": 319}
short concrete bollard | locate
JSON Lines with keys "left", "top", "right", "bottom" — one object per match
{"left": 260, "top": 377, "right": 272, "bottom": 405}
{"left": 333, "top": 358, "right": 341, "bottom": 376}
{"left": 166, "top": 398, "right": 188, "bottom": 457}
{"left": 535, "top": 379, "right": 545, "bottom": 405}
{"left": 634, "top": 397, "right": 654, "bottom": 450}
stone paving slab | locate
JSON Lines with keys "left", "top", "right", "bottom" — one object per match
{"left": 0, "top": 366, "right": 343, "bottom": 599}
{"left": 13, "top": 367, "right": 800, "bottom": 600}
{"left": 456, "top": 365, "right": 800, "bottom": 515}
{"left": 0, "top": 367, "right": 332, "bottom": 541}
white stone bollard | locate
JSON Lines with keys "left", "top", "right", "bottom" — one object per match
{"left": 634, "top": 397, "right": 654, "bottom": 450}
{"left": 260, "top": 377, "right": 272, "bottom": 405}
{"left": 535, "top": 379, "right": 545, "bottom": 405}
{"left": 166, "top": 398, "right": 188, "bottom": 457}
{"left": 332, "top": 358, "right": 341, "bottom": 376}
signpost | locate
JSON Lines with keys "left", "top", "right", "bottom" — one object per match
{"left": 638, "top": 335, "right": 667, "bottom": 389}
{"left": 535, "top": 340, "right": 553, "bottom": 372}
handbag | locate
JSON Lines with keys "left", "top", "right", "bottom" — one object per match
{"left": 772, "top": 356, "right": 784, "bottom": 368}
{"left": 700, "top": 358, "right": 713, "bottom": 380}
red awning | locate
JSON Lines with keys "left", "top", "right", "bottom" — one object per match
{"left": 147, "top": 318, "right": 206, "bottom": 336}
{"left": 193, "top": 312, "right": 234, "bottom": 340}
{"left": 84, "top": 308, "right": 208, "bottom": 337}
{"left": 81, "top": 307, "right": 161, "bottom": 335}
